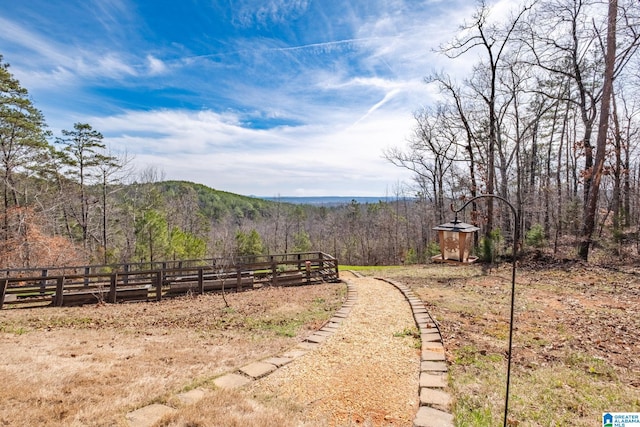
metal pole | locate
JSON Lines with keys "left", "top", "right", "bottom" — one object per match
{"left": 452, "top": 194, "right": 519, "bottom": 427}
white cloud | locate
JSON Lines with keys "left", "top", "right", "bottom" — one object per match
{"left": 95, "top": 54, "right": 138, "bottom": 77}
{"left": 0, "top": 18, "right": 141, "bottom": 88}
{"left": 86, "top": 104, "right": 415, "bottom": 196}
{"left": 146, "top": 55, "right": 167, "bottom": 75}
{"left": 232, "top": 0, "right": 311, "bottom": 28}
{"left": 0, "top": 16, "right": 70, "bottom": 65}
{"left": 89, "top": 0, "right": 132, "bottom": 35}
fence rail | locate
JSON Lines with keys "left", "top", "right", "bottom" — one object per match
{"left": 0, "top": 252, "right": 339, "bottom": 309}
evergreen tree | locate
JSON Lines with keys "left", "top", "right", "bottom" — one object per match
{"left": 56, "top": 123, "right": 114, "bottom": 249}
{"left": 134, "top": 209, "right": 169, "bottom": 263}
{"left": 235, "top": 229, "right": 264, "bottom": 258}
{"left": 0, "top": 56, "right": 50, "bottom": 246}
{"left": 292, "top": 230, "right": 312, "bottom": 253}
{"left": 169, "top": 227, "right": 207, "bottom": 260}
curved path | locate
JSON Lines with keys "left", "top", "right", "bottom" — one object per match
{"left": 125, "top": 272, "right": 453, "bottom": 427}
{"left": 246, "top": 271, "right": 454, "bottom": 426}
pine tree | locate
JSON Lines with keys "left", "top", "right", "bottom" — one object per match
{"left": 0, "top": 56, "right": 50, "bottom": 247}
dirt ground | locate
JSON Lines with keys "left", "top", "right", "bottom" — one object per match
{"left": 375, "top": 262, "right": 640, "bottom": 426}
{"left": 0, "top": 283, "right": 346, "bottom": 426}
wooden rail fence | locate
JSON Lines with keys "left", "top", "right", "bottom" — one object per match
{"left": 0, "top": 252, "right": 339, "bottom": 309}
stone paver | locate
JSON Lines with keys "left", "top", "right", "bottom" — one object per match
{"left": 421, "top": 361, "right": 448, "bottom": 372}
{"left": 125, "top": 404, "right": 175, "bottom": 427}
{"left": 422, "top": 341, "right": 444, "bottom": 352}
{"left": 297, "top": 341, "right": 320, "bottom": 350}
{"left": 239, "top": 361, "right": 277, "bottom": 379}
{"left": 421, "top": 350, "right": 446, "bottom": 361}
{"left": 420, "top": 373, "right": 447, "bottom": 388}
{"left": 422, "top": 333, "right": 442, "bottom": 342}
{"left": 213, "top": 373, "right": 251, "bottom": 389}
{"left": 304, "top": 334, "right": 328, "bottom": 344}
{"left": 420, "top": 387, "right": 451, "bottom": 410}
{"left": 282, "top": 349, "right": 307, "bottom": 359}
{"left": 413, "top": 406, "right": 454, "bottom": 427}
{"left": 262, "top": 356, "right": 293, "bottom": 367}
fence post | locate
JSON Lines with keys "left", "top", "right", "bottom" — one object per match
{"left": 305, "top": 260, "right": 311, "bottom": 283}
{"left": 155, "top": 271, "right": 162, "bottom": 301}
{"left": 271, "top": 256, "right": 277, "bottom": 286}
{"left": 161, "top": 262, "right": 167, "bottom": 287}
{"left": 109, "top": 273, "right": 117, "bottom": 303}
{"left": 55, "top": 277, "right": 65, "bottom": 307}
{"left": 236, "top": 268, "right": 242, "bottom": 292}
{"left": 198, "top": 268, "right": 204, "bottom": 294}
{"left": 123, "top": 264, "right": 129, "bottom": 285}
{"left": 0, "top": 278, "right": 8, "bottom": 309}
{"left": 40, "top": 269, "right": 48, "bottom": 295}
{"left": 84, "top": 266, "right": 90, "bottom": 287}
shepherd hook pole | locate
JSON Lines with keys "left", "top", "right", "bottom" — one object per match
{"left": 451, "top": 195, "right": 519, "bottom": 427}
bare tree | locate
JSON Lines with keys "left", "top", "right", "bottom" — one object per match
{"left": 385, "top": 105, "right": 458, "bottom": 224}
{"left": 441, "top": 0, "right": 532, "bottom": 235}
{"left": 521, "top": 0, "right": 640, "bottom": 259}
{"left": 579, "top": 0, "right": 618, "bottom": 259}
{"left": 428, "top": 73, "right": 481, "bottom": 201}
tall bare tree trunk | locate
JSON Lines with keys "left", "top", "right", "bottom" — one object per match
{"left": 611, "top": 89, "right": 622, "bottom": 233}
{"left": 578, "top": 0, "right": 617, "bottom": 260}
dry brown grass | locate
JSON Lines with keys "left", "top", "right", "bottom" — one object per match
{"left": 0, "top": 284, "right": 345, "bottom": 426}
{"left": 156, "top": 389, "right": 303, "bottom": 427}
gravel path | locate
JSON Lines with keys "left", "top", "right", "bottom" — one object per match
{"left": 247, "top": 273, "right": 421, "bottom": 426}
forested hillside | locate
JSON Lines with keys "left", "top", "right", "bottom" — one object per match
{"left": 2, "top": 0, "right": 640, "bottom": 269}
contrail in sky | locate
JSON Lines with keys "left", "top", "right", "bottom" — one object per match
{"left": 187, "top": 37, "right": 383, "bottom": 61}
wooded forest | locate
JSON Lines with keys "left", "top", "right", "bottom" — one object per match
{"left": 1, "top": 0, "right": 640, "bottom": 269}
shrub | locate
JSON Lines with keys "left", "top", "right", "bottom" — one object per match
{"left": 405, "top": 248, "right": 419, "bottom": 264}
{"left": 426, "top": 241, "right": 441, "bottom": 257}
{"left": 479, "top": 228, "right": 503, "bottom": 262}
{"left": 525, "top": 224, "right": 546, "bottom": 248}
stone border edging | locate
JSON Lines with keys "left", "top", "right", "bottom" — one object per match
{"left": 375, "top": 277, "right": 454, "bottom": 427}
{"left": 124, "top": 279, "right": 358, "bottom": 427}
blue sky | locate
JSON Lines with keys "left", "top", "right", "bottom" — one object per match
{"left": 0, "top": 0, "right": 488, "bottom": 196}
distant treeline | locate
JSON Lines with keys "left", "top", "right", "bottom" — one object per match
{"left": 259, "top": 196, "right": 407, "bottom": 207}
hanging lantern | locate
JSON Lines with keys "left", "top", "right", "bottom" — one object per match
{"left": 432, "top": 218, "right": 480, "bottom": 264}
